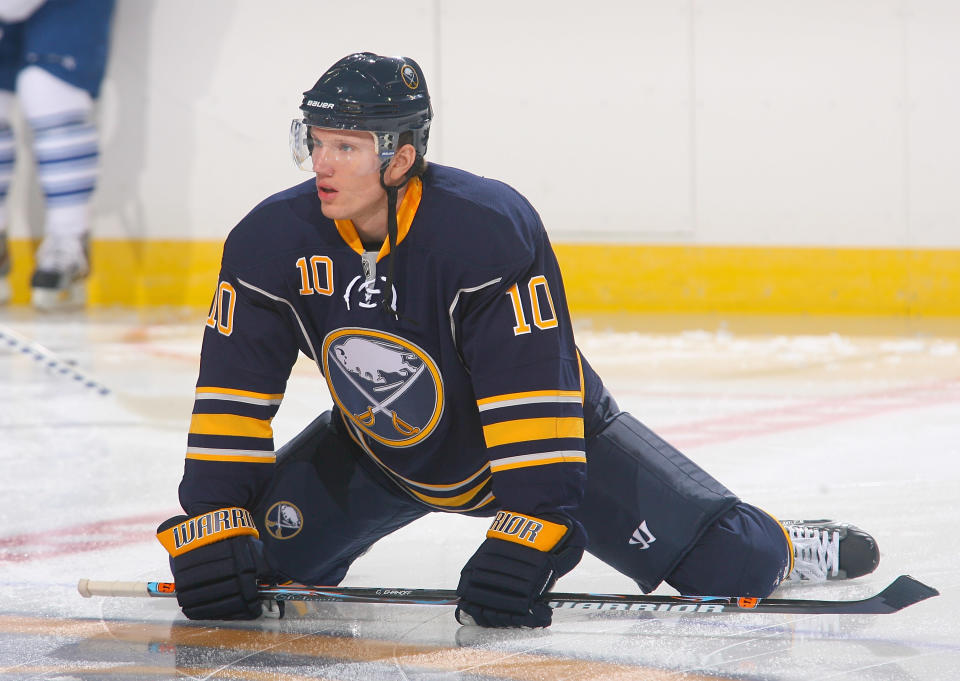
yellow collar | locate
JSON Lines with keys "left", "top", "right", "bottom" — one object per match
{"left": 333, "top": 177, "right": 423, "bottom": 261}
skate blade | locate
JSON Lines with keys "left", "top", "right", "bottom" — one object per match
{"left": 31, "top": 281, "right": 87, "bottom": 311}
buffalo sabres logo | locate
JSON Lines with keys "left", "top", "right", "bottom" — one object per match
{"left": 400, "top": 64, "right": 419, "bottom": 89}
{"left": 322, "top": 328, "right": 443, "bottom": 447}
{"left": 265, "top": 501, "right": 303, "bottom": 540}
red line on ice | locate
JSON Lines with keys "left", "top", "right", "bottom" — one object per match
{"left": 0, "top": 512, "right": 173, "bottom": 563}
{"left": 658, "top": 378, "right": 960, "bottom": 449}
{"left": 2, "top": 380, "right": 958, "bottom": 561}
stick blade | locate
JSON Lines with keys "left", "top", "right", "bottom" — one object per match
{"left": 870, "top": 575, "right": 939, "bottom": 613}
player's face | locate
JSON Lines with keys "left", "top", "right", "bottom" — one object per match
{"left": 309, "top": 128, "right": 385, "bottom": 223}
{"left": 308, "top": 128, "right": 381, "bottom": 176}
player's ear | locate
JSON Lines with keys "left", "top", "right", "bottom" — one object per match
{"left": 385, "top": 143, "right": 417, "bottom": 184}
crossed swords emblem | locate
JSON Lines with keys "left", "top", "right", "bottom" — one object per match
{"left": 329, "top": 345, "right": 425, "bottom": 436}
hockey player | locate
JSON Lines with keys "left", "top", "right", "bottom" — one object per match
{"left": 0, "top": 0, "right": 114, "bottom": 309}
{"left": 157, "top": 53, "right": 880, "bottom": 627}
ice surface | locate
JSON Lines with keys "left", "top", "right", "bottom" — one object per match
{"left": 1, "top": 309, "right": 957, "bottom": 680}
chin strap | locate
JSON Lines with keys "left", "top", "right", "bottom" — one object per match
{"left": 379, "top": 167, "right": 400, "bottom": 320}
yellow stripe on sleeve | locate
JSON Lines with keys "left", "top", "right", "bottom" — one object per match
{"left": 189, "top": 413, "right": 274, "bottom": 439}
{"left": 489, "top": 451, "right": 587, "bottom": 473}
{"left": 482, "top": 417, "right": 584, "bottom": 448}
{"left": 185, "top": 450, "right": 276, "bottom": 464}
{"left": 476, "top": 389, "right": 583, "bottom": 408}
{"left": 195, "top": 387, "right": 284, "bottom": 400}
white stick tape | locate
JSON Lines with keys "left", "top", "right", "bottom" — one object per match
{"left": 77, "top": 579, "right": 151, "bottom": 598}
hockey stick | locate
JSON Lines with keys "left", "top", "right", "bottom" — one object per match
{"left": 0, "top": 324, "right": 111, "bottom": 396}
{"left": 78, "top": 574, "right": 937, "bottom": 615}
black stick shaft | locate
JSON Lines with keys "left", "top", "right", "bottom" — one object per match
{"left": 78, "top": 575, "right": 938, "bottom": 615}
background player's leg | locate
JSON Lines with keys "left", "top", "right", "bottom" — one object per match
{"left": 0, "top": 19, "right": 20, "bottom": 306}
{"left": 17, "top": 0, "right": 113, "bottom": 310}
{"left": 17, "top": 66, "right": 96, "bottom": 309}
{"left": 253, "top": 411, "right": 428, "bottom": 585}
{"left": 0, "top": 89, "right": 15, "bottom": 305}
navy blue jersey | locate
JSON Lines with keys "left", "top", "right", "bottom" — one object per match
{"left": 179, "top": 164, "right": 588, "bottom": 521}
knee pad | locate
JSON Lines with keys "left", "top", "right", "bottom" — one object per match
{"left": 666, "top": 503, "right": 791, "bottom": 597}
{"left": 16, "top": 66, "right": 92, "bottom": 123}
{"left": 574, "top": 412, "right": 740, "bottom": 592}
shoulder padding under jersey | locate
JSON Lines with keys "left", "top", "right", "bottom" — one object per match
{"left": 414, "top": 165, "right": 543, "bottom": 274}
{"left": 221, "top": 178, "right": 330, "bottom": 274}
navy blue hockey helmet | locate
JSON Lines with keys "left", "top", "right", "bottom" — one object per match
{"left": 290, "top": 52, "right": 432, "bottom": 170}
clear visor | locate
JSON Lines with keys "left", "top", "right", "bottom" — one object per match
{"left": 289, "top": 120, "right": 395, "bottom": 176}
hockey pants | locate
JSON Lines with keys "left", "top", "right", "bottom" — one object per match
{"left": 253, "top": 410, "right": 790, "bottom": 597}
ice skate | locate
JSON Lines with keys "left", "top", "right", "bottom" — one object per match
{"left": 781, "top": 519, "right": 880, "bottom": 582}
{"left": 30, "top": 234, "right": 89, "bottom": 311}
{"left": 0, "top": 232, "right": 10, "bottom": 305}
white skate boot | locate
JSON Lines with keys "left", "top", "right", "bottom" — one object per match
{"left": 30, "top": 233, "right": 89, "bottom": 311}
{"left": 781, "top": 519, "right": 880, "bottom": 582}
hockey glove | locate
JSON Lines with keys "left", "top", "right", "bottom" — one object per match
{"left": 156, "top": 507, "right": 266, "bottom": 620}
{"left": 456, "top": 510, "right": 584, "bottom": 628}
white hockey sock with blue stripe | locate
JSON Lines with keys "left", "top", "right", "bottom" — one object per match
{"left": 17, "top": 66, "right": 97, "bottom": 242}
{"left": 32, "top": 113, "right": 97, "bottom": 241}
